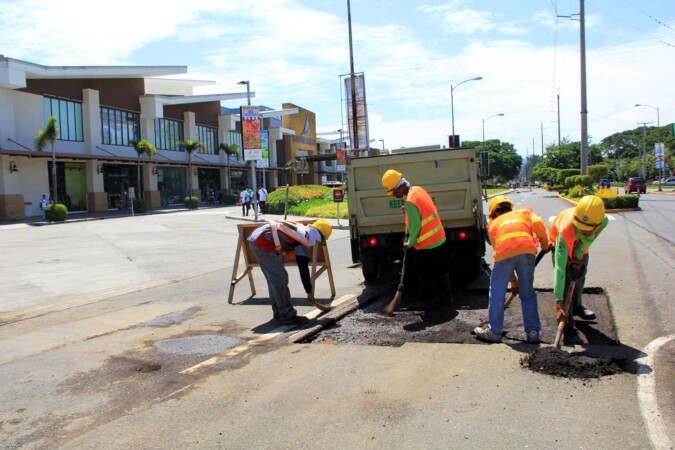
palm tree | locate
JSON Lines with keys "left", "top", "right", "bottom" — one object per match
{"left": 35, "top": 116, "right": 59, "bottom": 205}
{"left": 219, "top": 142, "right": 239, "bottom": 194}
{"left": 130, "top": 139, "right": 157, "bottom": 200}
{"left": 179, "top": 139, "right": 203, "bottom": 198}
{"left": 285, "top": 156, "right": 308, "bottom": 185}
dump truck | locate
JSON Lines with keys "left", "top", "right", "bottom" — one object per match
{"left": 346, "top": 148, "right": 486, "bottom": 282}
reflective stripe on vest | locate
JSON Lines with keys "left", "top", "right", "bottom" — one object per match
{"left": 268, "top": 220, "right": 309, "bottom": 252}
{"left": 549, "top": 208, "right": 584, "bottom": 259}
{"left": 405, "top": 186, "right": 445, "bottom": 250}
{"left": 489, "top": 209, "right": 537, "bottom": 255}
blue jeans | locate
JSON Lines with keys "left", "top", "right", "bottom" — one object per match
{"left": 488, "top": 253, "right": 541, "bottom": 334}
{"left": 251, "top": 246, "right": 297, "bottom": 320}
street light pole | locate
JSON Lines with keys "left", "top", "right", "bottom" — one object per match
{"left": 238, "top": 80, "right": 258, "bottom": 221}
{"left": 379, "top": 139, "right": 384, "bottom": 153}
{"left": 635, "top": 103, "right": 661, "bottom": 190}
{"left": 450, "top": 76, "right": 482, "bottom": 147}
{"left": 481, "top": 113, "right": 504, "bottom": 142}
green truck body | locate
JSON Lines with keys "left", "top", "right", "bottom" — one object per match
{"left": 346, "top": 148, "right": 486, "bottom": 281}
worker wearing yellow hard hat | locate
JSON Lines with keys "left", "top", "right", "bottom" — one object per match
{"left": 380, "top": 169, "right": 451, "bottom": 310}
{"left": 473, "top": 195, "right": 550, "bottom": 344}
{"left": 548, "top": 195, "right": 608, "bottom": 344}
{"left": 248, "top": 219, "right": 333, "bottom": 326}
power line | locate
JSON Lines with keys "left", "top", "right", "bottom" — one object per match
{"left": 621, "top": 0, "right": 674, "bottom": 32}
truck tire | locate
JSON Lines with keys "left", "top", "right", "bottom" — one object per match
{"left": 361, "top": 261, "right": 379, "bottom": 281}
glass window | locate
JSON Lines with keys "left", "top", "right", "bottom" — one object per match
{"left": 197, "top": 124, "right": 218, "bottom": 155}
{"left": 155, "top": 118, "right": 184, "bottom": 151}
{"left": 44, "top": 96, "right": 84, "bottom": 142}
{"left": 100, "top": 106, "right": 140, "bottom": 146}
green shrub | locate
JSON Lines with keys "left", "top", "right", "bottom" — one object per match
{"left": 568, "top": 185, "right": 585, "bottom": 198}
{"left": 133, "top": 199, "right": 149, "bottom": 213}
{"left": 559, "top": 169, "right": 580, "bottom": 185}
{"left": 222, "top": 193, "right": 237, "bottom": 205}
{"left": 602, "top": 195, "right": 639, "bottom": 209}
{"left": 46, "top": 203, "right": 68, "bottom": 221}
{"left": 184, "top": 197, "right": 199, "bottom": 209}
{"left": 266, "top": 185, "right": 332, "bottom": 214}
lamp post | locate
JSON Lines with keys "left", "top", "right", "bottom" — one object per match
{"left": 379, "top": 139, "right": 385, "bottom": 153}
{"left": 238, "top": 80, "right": 259, "bottom": 220}
{"left": 482, "top": 113, "right": 504, "bottom": 142}
{"left": 450, "top": 76, "right": 482, "bottom": 147}
{"left": 635, "top": 103, "right": 662, "bottom": 191}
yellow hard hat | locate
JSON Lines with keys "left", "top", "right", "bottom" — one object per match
{"left": 381, "top": 169, "right": 403, "bottom": 196}
{"left": 574, "top": 195, "right": 605, "bottom": 231}
{"left": 488, "top": 195, "right": 514, "bottom": 216}
{"left": 311, "top": 219, "right": 332, "bottom": 240}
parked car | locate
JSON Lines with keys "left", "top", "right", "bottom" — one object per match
{"left": 625, "top": 177, "right": 646, "bottom": 194}
{"left": 663, "top": 177, "right": 675, "bottom": 186}
{"left": 599, "top": 178, "right": 610, "bottom": 188}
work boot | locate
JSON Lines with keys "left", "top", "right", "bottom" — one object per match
{"left": 473, "top": 326, "right": 502, "bottom": 343}
{"left": 526, "top": 330, "right": 540, "bottom": 344}
{"left": 574, "top": 305, "right": 596, "bottom": 320}
{"left": 280, "top": 315, "right": 310, "bottom": 326}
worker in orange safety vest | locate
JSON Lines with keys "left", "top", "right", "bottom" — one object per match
{"left": 381, "top": 169, "right": 451, "bottom": 310}
{"left": 473, "top": 195, "right": 550, "bottom": 343}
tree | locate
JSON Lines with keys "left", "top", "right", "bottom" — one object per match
{"left": 464, "top": 139, "right": 522, "bottom": 183}
{"left": 130, "top": 139, "right": 157, "bottom": 200}
{"left": 179, "top": 140, "right": 204, "bottom": 198}
{"left": 219, "top": 142, "right": 239, "bottom": 194}
{"left": 586, "top": 164, "right": 609, "bottom": 182}
{"left": 285, "top": 157, "right": 308, "bottom": 185}
{"left": 35, "top": 116, "right": 59, "bottom": 205}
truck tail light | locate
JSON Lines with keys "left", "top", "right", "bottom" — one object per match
{"left": 368, "top": 237, "right": 379, "bottom": 247}
{"left": 458, "top": 231, "right": 468, "bottom": 240}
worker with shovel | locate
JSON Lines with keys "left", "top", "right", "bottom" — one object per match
{"left": 473, "top": 195, "right": 549, "bottom": 343}
{"left": 247, "top": 219, "right": 333, "bottom": 326}
{"left": 549, "top": 195, "right": 608, "bottom": 344}
{"left": 381, "top": 169, "right": 451, "bottom": 311}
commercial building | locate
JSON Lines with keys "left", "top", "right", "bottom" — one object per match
{"left": 0, "top": 55, "right": 344, "bottom": 220}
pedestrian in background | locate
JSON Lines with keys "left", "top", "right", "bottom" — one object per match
{"left": 240, "top": 187, "right": 250, "bottom": 216}
{"left": 380, "top": 169, "right": 451, "bottom": 310}
{"left": 549, "top": 195, "right": 608, "bottom": 344}
{"left": 258, "top": 186, "right": 268, "bottom": 214}
{"left": 39, "top": 194, "right": 48, "bottom": 220}
{"left": 247, "top": 219, "right": 333, "bottom": 325}
{"left": 473, "top": 195, "right": 549, "bottom": 344}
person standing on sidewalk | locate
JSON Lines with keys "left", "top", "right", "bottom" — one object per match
{"left": 549, "top": 195, "right": 608, "bottom": 344}
{"left": 258, "top": 186, "right": 268, "bottom": 214}
{"left": 247, "top": 219, "right": 333, "bottom": 326}
{"left": 39, "top": 194, "right": 48, "bottom": 220}
{"left": 239, "top": 187, "right": 250, "bottom": 216}
{"left": 380, "top": 169, "right": 451, "bottom": 310}
{"left": 473, "top": 195, "right": 550, "bottom": 343}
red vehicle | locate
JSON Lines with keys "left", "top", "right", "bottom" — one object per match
{"left": 625, "top": 177, "right": 646, "bottom": 194}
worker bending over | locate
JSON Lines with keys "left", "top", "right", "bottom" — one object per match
{"left": 247, "top": 219, "right": 332, "bottom": 326}
{"left": 549, "top": 195, "right": 608, "bottom": 344}
{"left": 381, "top": 169, "right": 451, "bottom": 310}
{"left": 474, "top": 195, "right": 549, "bottom": 343}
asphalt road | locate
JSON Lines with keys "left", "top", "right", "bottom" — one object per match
{"left": 0, "top": 189, "right": 673, "bottom": 449}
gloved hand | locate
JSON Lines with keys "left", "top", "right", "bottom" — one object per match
{"left": 567, "top": 262, "right": 587, "bottom": 280}
{"left": 556, "top": 302, "right": 567, "bottom": 323}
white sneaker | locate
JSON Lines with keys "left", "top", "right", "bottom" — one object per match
{"left": 473, "top": 326, "right": 502, "bottom": 343}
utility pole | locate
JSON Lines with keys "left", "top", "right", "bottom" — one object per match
{"left": 540, "top": 121, "right": 544, "bottom": 157}
{"left": 579, "top": 0, "right": 589, "bottom": 175}
{"left": 557, "top": 89, "right": 561, "bottom": 147}
{"left": 637, "top": 121, "right": 651, "bottom": 179}
{"left": 347, "top": 0, "right": 359, "bottom": 154}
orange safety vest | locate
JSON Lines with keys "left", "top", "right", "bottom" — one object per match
{"left": 405, "top": 186, "right": 445, "bottom": 250}
{"left": 268, "top": 220, "right": 310, "bottom": 253}
{"left": 488, "top": 208, "right": 538, "bottom": 258}
{"left": 548, "top": 208, "right": 588, "bottom": 259}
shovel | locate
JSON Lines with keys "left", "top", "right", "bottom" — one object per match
{"left": 552, "top": 280, "right": 576, "bottom": 349}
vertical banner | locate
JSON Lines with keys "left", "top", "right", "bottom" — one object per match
{"left": 344, "top": 74, "right": 369, "bottom": 152}
{"left": 258, "top": 129, "right": 269, "bottom": 168}
{"left": 336, "top": 142, "right": 346, "bottom": 169}
{"left": 241, "top": 106, "right": 262, "bottom": 161}
{"left": 654, "top": 143, "right": 665, "bottom": 169}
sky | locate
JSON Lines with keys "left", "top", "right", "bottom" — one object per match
{"left": 2, "top": 0, "right": 675, "bottom": 159}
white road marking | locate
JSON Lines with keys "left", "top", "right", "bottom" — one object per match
{"left": 636, "top": 334, "right": 674, "bottom": 450}
{"left": 179, "top": 294, "right": 354, "bottom": 376}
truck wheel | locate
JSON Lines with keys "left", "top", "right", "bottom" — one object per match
{"left": 362, "top": 261, "right": 379, "bottom": 281}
